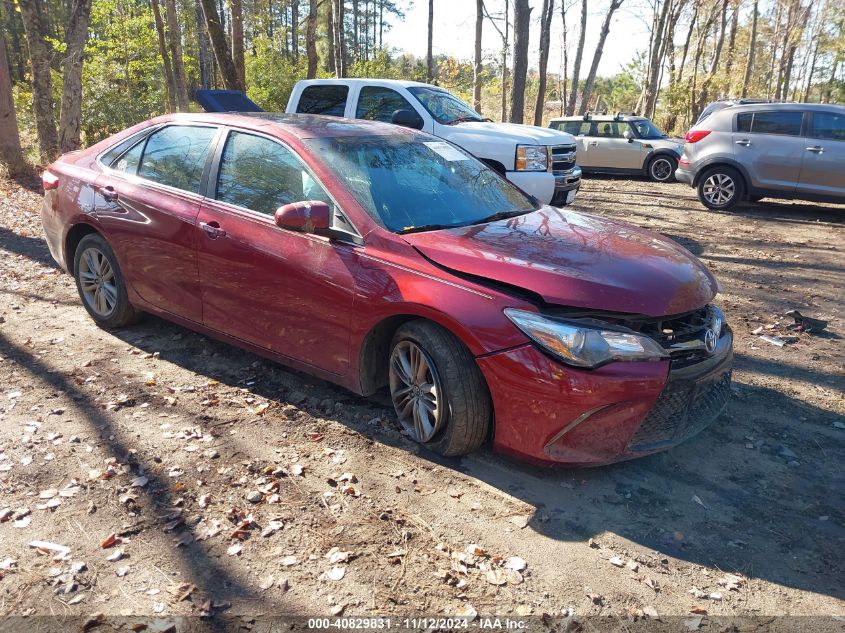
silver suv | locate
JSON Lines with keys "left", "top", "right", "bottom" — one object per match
{"left": 675, "top": 103, "right": 845, "bottom": 210}
{"left": 549, "top": 113, "right": 683, "bottom": 182}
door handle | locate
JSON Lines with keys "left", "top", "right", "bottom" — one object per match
{"left": 200, "top": 221, "right": 226, "bottom": 239}
{"left": 97, "top": 185, "right": 118, "bottom": 202}
{"left": 805, "top": 146, "right": 824, "bottom": 153}
{"left": 735, "top": 139, "right": 752, "bottom": 147}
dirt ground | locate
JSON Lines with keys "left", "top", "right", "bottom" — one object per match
{"left": 1, "top": 174, "right": 843, "bottom": 629}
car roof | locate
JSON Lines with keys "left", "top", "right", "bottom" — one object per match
{"left": 148, "top": 112, "right": 414, "bottom": 139}
{"left": 295, "top": 78, "right": 440, "bottom": 90}
{"left": 713, "top": 102, "right": 845, "bottom": 114}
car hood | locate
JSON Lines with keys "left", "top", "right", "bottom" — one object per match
{"left": 441, "top": 121, "right": 576, "bottom": 147}
{"left": 645, "top": 137, "right": 684, "bottom": 153}
{"left": 402, "top": 208, "right": 718, "bottom": 317}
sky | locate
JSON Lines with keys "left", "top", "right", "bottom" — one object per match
{"left": 383, "top": 0, "right": 653, "bottom": 79}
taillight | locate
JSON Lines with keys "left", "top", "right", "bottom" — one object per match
{"left": 684, "top": 130, "right": 711, "bottom": 143}
{"left": 42, "top": 170, "right": 60, "bottom": 191}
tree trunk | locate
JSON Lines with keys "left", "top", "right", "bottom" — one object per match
{"left": 559, "top": 1, "right": 568, "bottom": 115}
{"left": 291, "top": 0, "right": 299, "bottom": 62}
{"left": 426, "top": 0, "right": 434, "bottom": 82}
{"left": 306, "top": 0, "right": 318, "bottom": 78}
{"left": 165, "top": 0, "right": 189, "bottom": 110}
{"left": 721, "top": 0, "right": 738, "bottom": 96}
{"left": 578, "top": 0, "right": 624, "bottom": 115}
{"left": 694, "top": 0, "right": 728, "bottom": 120}
{"left": 57, "top": 0, "right": 93, "bottom": 154}
{"left": 740, "top": 0, "right": 758, "bottom": 97}
{"left": 199, "top": 0, "right": 243, "bottom": 91}
{"left": 151, "top": 0, "right": 176, "bottom": 110}
{"left": 473, "top": 0, "right": 483, "bottom": 112}
{"left": 501, "top": 0, "right": 509, "bottom": 121}
{"left": 327, "top": 0, "right": 336, "bottom": 74}
{"left": 675, "top": 0, "right": 699, "bottom": 85}
{"left": 508, "top": 0, "right": 530, "bottom": 123}
{"left": 333, "top": 0, "right": 346, "bottom": 77}
{"left": 565, "top": 0, "right": 587, "bottom": 115}
{"left": 19, "top": 0, "right": 58, "bottom": 163}
{"left": 230, "top": 0, "right": 245, "bottom": 89}
{"left": 642, "top": 0, "right": 672, "bottom": 119}
{"left": 533, "top": 0, "right": 554, "bottom": 126}
{"left": 195, "top": 0, "right": 213, "bottom": 89}
{"left": 0, "top": 31, "right": 26, "bottom": 173}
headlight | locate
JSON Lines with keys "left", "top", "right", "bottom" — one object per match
{"left": 515, "top": 145, "right": 549, "bottom": 171}
{"left": 505, "top": 309, "right": 669, "bottom": 368}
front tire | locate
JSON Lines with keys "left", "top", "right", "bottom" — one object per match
{"left": 648, "top": 155, "right": 678, "bottom": 182}
{"left": 73, "top": 233, "right": 140, "bottom": 328}
{"left": 388, "top": 320, "right": 491, "bottom": 457}
{"left": 697, "top": 166, "right": 745, "bottom": 210}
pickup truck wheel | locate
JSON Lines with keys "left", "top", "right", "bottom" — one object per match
{"left": 388, "top": 321, "right": 491, "bottom": 457}
{"left": 697, "top": 166, "right": 745, "bottom": 210}
{"left": 648, "top": 155, "right": 677, "bottom": 182}
{"left": 73, "top": 233, "right": 140, "bottom": 328}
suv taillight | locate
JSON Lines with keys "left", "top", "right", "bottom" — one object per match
{"left": 684, "top": 130, "right": 712, "bottom": 143}
{"left": 42, "top": 170, "right": 60, "bottom": 191}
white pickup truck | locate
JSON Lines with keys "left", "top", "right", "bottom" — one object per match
{"left": 285, "top": 79, "right": 582, "bottom": 206}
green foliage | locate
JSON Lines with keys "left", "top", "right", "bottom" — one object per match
{"left": 245, "top": 36, "right": 306, "bottom": 111}
{"left": 80, "top": 0, "right": 167, "bottom": 144}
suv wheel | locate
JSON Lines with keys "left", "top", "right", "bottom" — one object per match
{"left": 388, "top": 320, "right": 491, "bottom": 457}
{"left": 648, "top": 155, "right": 677, "bottom": 182}
{"left": 697, "top": 166, "right": 745, "bottom": 210}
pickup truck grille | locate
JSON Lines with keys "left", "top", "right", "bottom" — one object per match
{"left": 551, "top": 144, "right": 578, "bottom": 173}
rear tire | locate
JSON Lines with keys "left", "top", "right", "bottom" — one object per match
{"left": 648, "top": 155, "right": 678, "bottom": 182}
{"left": 73, "top": 233, "right": 140, "bottom": 328}
{"left": 388, "top": 320, "right": 491, "bottom": 457}
{"left": 697, "top": 166, "right": 745, "bottom": 210}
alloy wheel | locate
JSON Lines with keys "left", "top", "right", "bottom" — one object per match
{"left": 650, "top": 157, "right": 673, "bottom": 181}
{"left": 78, "top": 247, "right": 117, "bottom": 317}
{"left": 702, "top": 173, "right": 735, "bottom": 206}
{"left": 389, "top": 340, "right": 444, "bottom": 443}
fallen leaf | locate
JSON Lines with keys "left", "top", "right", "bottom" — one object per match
{"left": 116, "top": 566, "right": 130, "bottom": 577}
{"left": 226, "top": 543, "right": 242, "bottom": 556}
{"left": 643, "top": 605, "right": 660, "bottom": 620}
{"left": 684, "top": 616, "right": 703, "bottom": 630}
{"left": 484, "top": 568, "right": 507, "bottom": 585}
{"left": 508, "top": 515, "right": 530, "bottom": 529}
{"left": 28, "top": 541, "right": 70, "bottom": 555}
{"left": 609, "top": 556, "right": 624, "bottom": 568}
{"left": 322, "top": 566, "right": 345, "bottom": 581}
{"left": 261, "top": 520, "right": 284, "bottom": 537}
{"left": 106, "top": 549, "right": 124, "bottom": 562}
{"left": 504, "top": 556, "right": 527, "bottom": 571}
{"left": 692, "top": 494, "right": 708, "bottom": 509}
{"left": 454, "top": 604, "right": 477, "bottom": 620}
{"left": 131, "top": 476, "right": 148, "bottom": 488}
{"left": 100, "top": 534, "right": 125, "bottom": 549}
{"left": 515, "top": 605, "right": 532, "bottom": 616}
{"left": 39, "top": 489, "right": 58, "bottom": 499}
{"left": 280, "top": 555, "right": 298, "bottom": 566}
{"left": 325, "top": 547, "right": 352, "bottom": 564}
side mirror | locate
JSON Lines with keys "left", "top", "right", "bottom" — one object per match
{"left": 391, "top": 108, "right": 425, "bottom": 130}
{"left": 623, "top": 130, "right": 634, "bottom": 143}
{"left": 274, "top": 201, "right": 331, "bottom": 233}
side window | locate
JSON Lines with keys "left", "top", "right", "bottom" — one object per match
{"left": 216, "top": 131, "right": 334, "bottom": 216}
{"left": 296, "top": 85, "right": 349, "bottom": 117}
{"left": 356, "top": 87, "right": 415, "bottom": 123}
{"left": 112, "top": 141, "right": 144, "bottom": 175}
{"left": 810, "top": 112, "right": 845, "bottom": 141}
{"left": 137, "top": 126, "right": 217, "bottom": 192}
{"left": 595, "top": 121, "right": 623, "bottom": 138}
{"left": 101, "top": 132, "right": 146, "bottom": 169}
{"left": 561, "top": 122, "right": 582, "bottom": 135}
{"left": 736, "top": 113, "right": 753, "bottom": 133}
{"left": 736, "top": 111, "right": 803, "bottom": 136}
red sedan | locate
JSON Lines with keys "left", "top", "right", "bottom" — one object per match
{"left": 41, "top": 113, "right": 733, "bottom": 466}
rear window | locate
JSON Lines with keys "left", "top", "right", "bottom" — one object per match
{"left": 296, "top": 85, "right": 349, "bottom": 117}
{"left": 736, "top": 111, "right": 803, "bottom": 136}
{"left": 550, "top": 121, "right": 588, "bottom": 135}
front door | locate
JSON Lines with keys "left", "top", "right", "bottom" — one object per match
{"left": 588, "top": 121, "right": 644, "bottom": 169}
{"left": 798, "top": 110, "right": 845, "bottom": 199}
{"left": 93, "top": 124, "right": 219, "bottom": 323}
{"left": 196, "top": 129, "right": 357, "bottom": 376}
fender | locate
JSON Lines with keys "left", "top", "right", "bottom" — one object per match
{"left": 641, "top": 148, "right": 681, "bottom": 174}
{"left": 689, "top": 156, "right": 753, "bottom": 189}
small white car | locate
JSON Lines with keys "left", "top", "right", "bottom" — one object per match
{"left": 286, "top": 79, "right": 582, "bottom": 206}
{"left": 549, "top": 113, "right": 683, "bottom": 182}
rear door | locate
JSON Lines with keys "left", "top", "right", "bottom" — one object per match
{"left": 798, "top": 110, "right": 845, "bottom": 199}
{"left": 195, "top": 128, "right": 357, "bottom": 376}
{"left": 93, "top": 124, "right": 219, "bottom": 323}
{"left": 732, "top": 110, "right": 806, "bottom": 192}
{"left": 567, "top": 121, "right": 597, "bottom": 167}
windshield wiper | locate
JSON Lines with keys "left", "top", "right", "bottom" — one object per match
{"left": 444, "top": 116, "right": 484, "bottom": 125}
{"left": 398, "top": 223, "right": 456, "bottom": 234}
{"left": 472, "top": 209, "right": 533, "bottom": 225}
